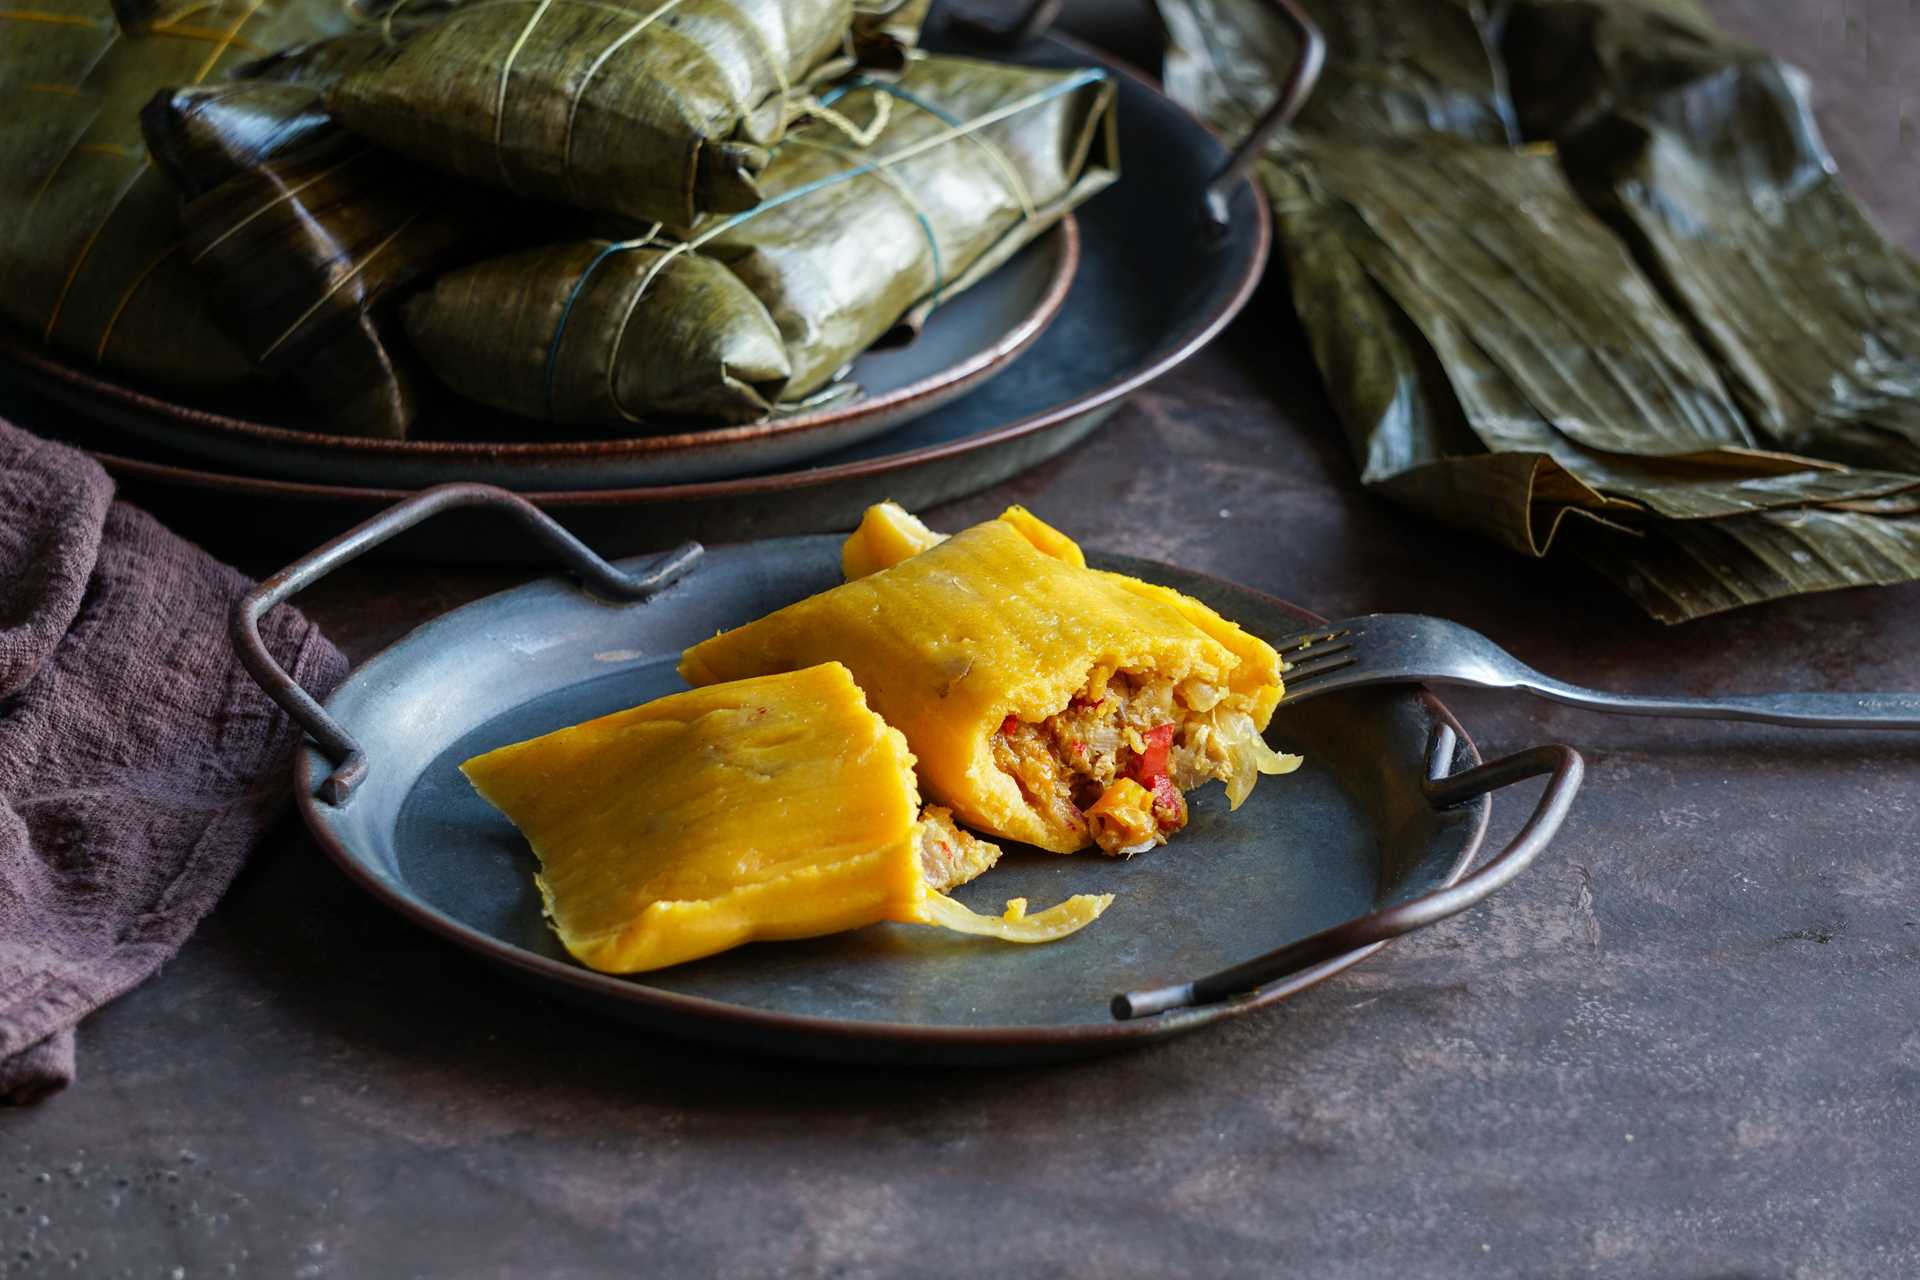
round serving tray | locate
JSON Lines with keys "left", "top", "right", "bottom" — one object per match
{"left": 3, "top": 26, "right": 1273, "bottom": 552}
{"left": 235, "top": 487, "right": 1583, "bottom": 1066}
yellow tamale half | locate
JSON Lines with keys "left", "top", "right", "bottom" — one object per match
{"left": 681, "top": 523, "right": 1287, "bottom": 853}
{"left": 461, "top": 662, "right": 1108, "bottom": 974}
{"left": 842, "top": 503, "right": 1270, "bottom": 723}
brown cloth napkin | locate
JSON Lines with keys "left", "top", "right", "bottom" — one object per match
{"left": 0, "top": 420, "right": 345, "bottom": 1103}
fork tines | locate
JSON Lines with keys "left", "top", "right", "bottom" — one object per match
{"left": 1277, "top": 628, "right": 1358, "bottom": 692}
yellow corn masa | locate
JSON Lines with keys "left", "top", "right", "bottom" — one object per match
{"left": 842, "top": 502, "right": 944, "bottom": 580}
{"left": 680, "top": 522, "right": 1286, "bottom": 852}
{"left": 841, "top": 501, "right": 1086, "bottom": 581}
{"left": 844, "top": 505, "right": 1268, "bottom": 695}
{"left": 461, "top": 663, "right": 1109, "bottom": 974}
{"left": 995, "top": 504, "right": 1087, "bottom": 568}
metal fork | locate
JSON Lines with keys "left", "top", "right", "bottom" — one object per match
{"left": 1277, "top": 615, "right": 1920, "bottom": 728}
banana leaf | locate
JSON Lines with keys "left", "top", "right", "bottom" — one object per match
{"left": 1158, "top": 0, "right": 1920, "bottom": 620}
{"left": 0, "top": 0, "right": 367, "bottom": 389}
{"left": 405, "top": 54, "right": 1118, "bottom": 426}
{"left": 141, "top": 23, "right": 517, "bottom": 437}
{"left": 1158, "top": 0, "right": 1515, "bottom": 149}
{"left": 1269, "top": 139, "right": 1918, "bottom": 534}
{"left": 850, "top": 0, "right": 927, "bottom": 62}
{"left": 408, "top": 240, "right": 792, "bottom": 422}
{"left": 1505, "top": 3, "right": 1920, "bottom": 474}
{"left": 1569, "top": 507, "right": 1920, "bottom": 625}
{"left": 324, "top": 0, "right": 856, "bottom": 227}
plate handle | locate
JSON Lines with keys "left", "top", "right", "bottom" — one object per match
{"left": 948, "top": 0, "right": 1326, "bottom": 233}
{"left": 231, "top": 482, "right": 703, "bottom": 807}
{"left": 1111, "top": 727, "right": 1584, "bottom": 1020}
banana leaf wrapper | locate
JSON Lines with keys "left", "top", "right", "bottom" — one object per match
{"left": 141, "top": 25, "right": 518, "bottom": 438}
{"left": 1268, "top": 141, "right": 1920, "bottom": 534}
{"left": 1504, "top": 3, "right": 1920, "bottom": 476}
{"left": 408, "top": 239, "right": 794, "bottom": 423}
{"left": 324, "top": 0, "right": 856, "bottom": 227}
{"left": 1567, "top": 506, "right": 1920, "bottom": 624}
{"left": 1159, "top": 0, "right": 1920, "bottom": 621}
{"left": 0, "top": 0, "right": 368, "bottom": 389}
{"left": 849, "top": 0, "right": 928, "bottom": 64}
{"left": 405, "top": 55, "right": 1119, "bottom": 426}
{"left": 1158, "top": 0, "right": 1515, "bottom": 149}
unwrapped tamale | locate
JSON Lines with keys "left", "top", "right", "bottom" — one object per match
{"left": 325, "top": 0, "right": 856, "bottom": 226}
{"left": 404, "top": 55, "right": 1119, "bottom": 426}
{"left": 461, "top": 662, "right": 1111, "bottom": 974}
{"left": 681, "top": 511, "right": 1296, "bottom": 856}
{"left": 0, "top": 0, "right": 368, "bottom": 388}
{"left": 140, "top": 25, "right": 514, "bottom": 437}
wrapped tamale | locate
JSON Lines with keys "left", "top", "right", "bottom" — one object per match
{"left": 461, "top": 662, "right": 1111, "bottom": 974}
{"left": 408, "top": 240, "right": 794, "bottom": 424}
{"left": 850, "top": 0, "right": 929, "bottom": 63}
{"left": 681, "top": 510, "right": 1297, "bottom": 856}
{"left": 140, "top": 25, "right": 514, "bottom": 437}
{"left": 404, "top": 55, "right": 1119, "bottom": 426}
{"left": 0, "top": 0, "right": 367, "bottom": 388}
{"left": 325, "top": 0, "right": 856, "bottom": 226}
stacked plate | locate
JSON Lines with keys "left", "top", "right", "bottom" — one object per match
{"left": 2, "top": 26, "right": 1269, "bottom": 561}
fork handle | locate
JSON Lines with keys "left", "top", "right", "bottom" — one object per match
{"left": 1523, "top": 681, "right": 1920, "bottom": 730}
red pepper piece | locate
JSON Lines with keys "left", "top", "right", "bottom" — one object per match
{"left": 1000, "top": 714, "right": 1020, "bottom": 737}
{"left": 1150, "top": 773, "right": 1187, "bottom": 830}
{"left": 1130, "top": 723, "right": 1174, "bottom": 786}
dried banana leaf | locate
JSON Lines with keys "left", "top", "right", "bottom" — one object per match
{"left": 406, "top": 55, "right": 1118, "bottom": 426}
{"left": 1159, "top": 0, "right": 1515, "bottom": 149}
{"left": 849, "top": 0, "right": 927, "bottom": 61}
{"left": 1160, "top": 0, "right": 1920, "bottom": 620}
{"left": 1506, "top": 5, "right": 1920, "bottom": 474}
{"left": 1501, "top": 0, "right": 1724, "bottom": 144}
{"left": 141, "top": 23, "right": 515, "bottom": 437}
{"left": 0, "top": 0, "right": 366, "bottom": 389}
{"left": 1268, "top": 141, "right": 1914, "bottom": 539}
{"left": 408, "top": 240, "right": 792, "bottom": 422}
{"left": 1570, "top": 507, "right": 1920, "bottom": 626}
{"left": 325, "top": 0, "right": 855, "bottom": 227}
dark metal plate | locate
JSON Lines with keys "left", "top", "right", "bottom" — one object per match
{"left": 297, "top": 537, "right": 1488, "bottom": 1065}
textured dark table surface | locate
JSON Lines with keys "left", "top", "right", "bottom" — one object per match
{"left": 4, "top": 3, "right": 1918, "bottom": 1278}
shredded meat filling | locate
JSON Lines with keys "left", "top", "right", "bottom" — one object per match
{"left": 915, "top": 805, "right": 1002, "bottom": 891}
{"left": 989, "top": 670, "right": 1289, "bottom": 856}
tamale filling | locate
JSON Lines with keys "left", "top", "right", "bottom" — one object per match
{"left": 990, "top": 666, "right": 1296, "bottom": 856}
{"left": 913, "top": 805, "right": 1001, "bottom": 891}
